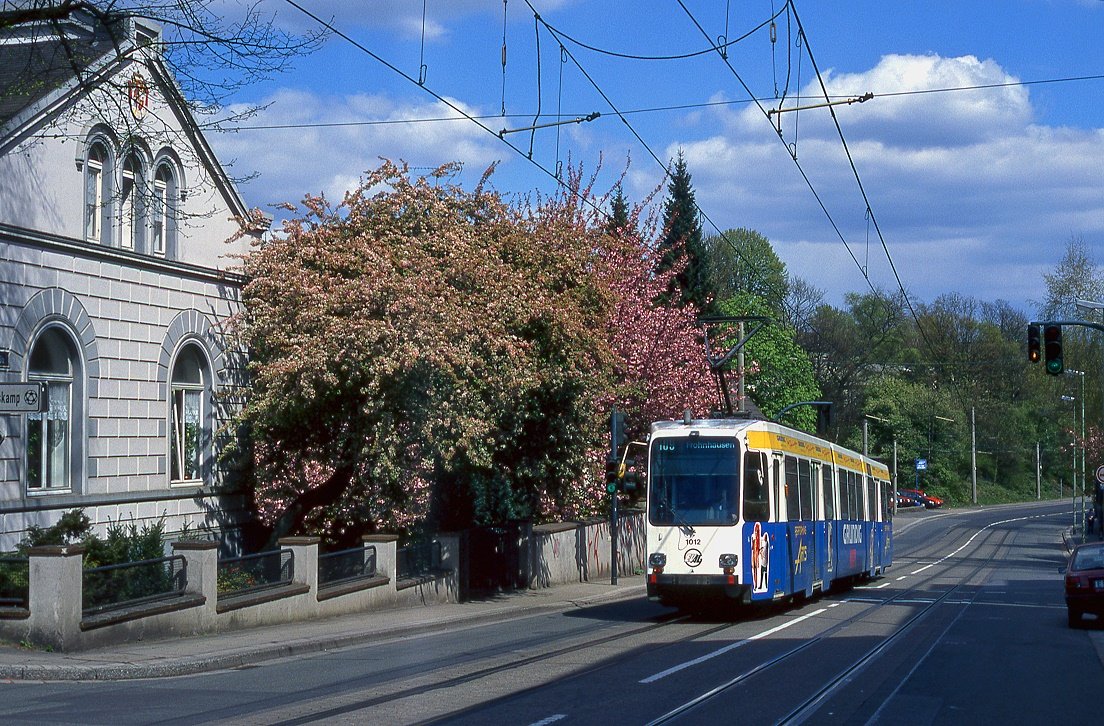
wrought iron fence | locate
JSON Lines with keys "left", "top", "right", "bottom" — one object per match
{"left": 217, "top": 549, "right": 293, "bottom": 597}
{"left": 0, "top": 556, "right": 30, "bottom": 609}
{"left": 82, "top": 555, "right": 187, "bottom": 614}
{"left": 397, "top": 539, "right": 441, "bottom": 580}
{"left": 318, "top": 545, "right": 377, "bottom": 587}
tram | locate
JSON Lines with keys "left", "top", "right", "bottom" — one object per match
{"left": 645, "top": 414, "right": 893, "bottom": 609}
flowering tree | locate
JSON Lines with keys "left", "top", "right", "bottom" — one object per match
{"left": 232, "top": 161, "right": 714, "bottom": 543}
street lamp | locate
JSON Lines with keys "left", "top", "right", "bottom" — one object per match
{"left": 1067, "top": 370, "right": 1087, "bottom": 540}
{"left": 1074, "top": 299, "right": 1104, "bottom": 425}
{"left": 925, "top": 415, "right": 954, "bottom": 491}
{"left": 864, "top": 413, "right": 897, "bottom": 489}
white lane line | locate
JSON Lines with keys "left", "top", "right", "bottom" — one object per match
{"left": 896, "top": 575, "right": 910, "bottom": 581}
{"left": 639, "top": 608, "right": 827, "bottom": 684}
{"left": 875, "top": 582, "right": 891, "bottom": 588}
{"left": 528, "top": 716, "right": 567, "bottom": 726}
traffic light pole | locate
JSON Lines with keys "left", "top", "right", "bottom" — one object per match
{"left": 1030, "top": 320, "right": 1104, "bottom": 334}
{"left": 609, "top": 408, "right": 622, "bottom": 585}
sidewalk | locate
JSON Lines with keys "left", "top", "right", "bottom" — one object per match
{"left": 0, "top": 578, "right": 646, "bottom": 682}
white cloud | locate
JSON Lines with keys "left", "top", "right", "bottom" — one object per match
{"left": 210, "top": 88, "right": 506, "bottom": 211}
{"left": 664, "top": 53, "right": 1104, "bottom": 312}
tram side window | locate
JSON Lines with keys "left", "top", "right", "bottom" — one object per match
{"left": 742, "top": 451, "right": 770, "bottom": 522}
{"left": 866, "top": 478, "right": 875, "bottom": 520}
{"left": 798, "top": 459, "right": 814, "bottom": 520}
{"left": 846, "top": 471, "right": 860, "bottom": 520}
{"left": 785, "top": 456, "right": 800, "bottom": 522}
{"left": 881, "top": 480, "right": 893, "bottom": 520}
{"left": 823, "top": 466, "right": 836, "bottom": 520}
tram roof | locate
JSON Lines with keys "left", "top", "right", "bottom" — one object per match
{"left": 649, "top": 416, "right": 891, "bottom": 480}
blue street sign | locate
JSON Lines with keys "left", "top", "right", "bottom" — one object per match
{"left": 915, "top": 458, "right": 928, "bottom": 471}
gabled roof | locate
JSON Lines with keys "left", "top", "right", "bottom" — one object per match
{"left": 0, "top": 8, "right": 266, "bottom": 230}
{"left": 0, "top": 9, "right": 123, "bottom": 127}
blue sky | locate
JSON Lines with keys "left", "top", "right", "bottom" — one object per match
{"left": 208, "top": 0, "right": 1104, "bottom": 315}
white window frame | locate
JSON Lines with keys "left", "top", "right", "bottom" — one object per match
{"left": 170, "top": 344, "right": 209, "bottom": 485}
{"left": 26, "top": 331, "right": 76, "bottom": 494}
{"left": 84, "top": 141, "right": 110, "bottom": 243}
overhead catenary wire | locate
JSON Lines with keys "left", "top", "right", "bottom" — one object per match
{"left": 524, "top": 0, "right": 765, "bottom": 284}
{"left": 212, "top": 73, "right": 1104, "bottom": 133}
{"left": 674, "top": 0, "right": 876, "bottom": 295}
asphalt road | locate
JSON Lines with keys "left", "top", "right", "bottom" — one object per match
{"left": 2, "top": 500, "right": 1101, "bottom": 725}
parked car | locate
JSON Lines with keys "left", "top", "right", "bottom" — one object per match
{"left": 896, "top": 490, "right": 924, "bottom": 508}
{"left": 900, "top": 488, "right": 943, "bottom": 509}
{"left": 1062, "top": 541, "right": 1104, "bottom": 627}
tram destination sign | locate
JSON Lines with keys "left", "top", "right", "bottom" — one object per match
{"left": 0, "top": 382, "right": 47, "bottom": 413}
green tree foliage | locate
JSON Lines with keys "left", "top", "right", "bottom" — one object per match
{"left": 657, "top": 151, "right": 710, "bottom": 312}
{"left": 714, "top": 293, "right": 821, "bottom": 432}
{"left": 704, "top": 228, "right": 788, "bottom": 316}
{"left": 232, "top": 161, "right": 713, "bottom": 544}
{"left": 607, "top": 184, "right": 631, "bottom": 237}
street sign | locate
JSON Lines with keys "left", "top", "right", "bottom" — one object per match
{"left": 1095, "top": 465, "right": 1104, "bottom": 485}
{"left": 915, "top": 458, "right": 928, "bottom": 471}
{"left": 0, "top": 382, "right": 47, "bottom": 413}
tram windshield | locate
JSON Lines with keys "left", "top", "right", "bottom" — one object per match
{"left": 648, "top": 436, "right": 741, "bottom": 526}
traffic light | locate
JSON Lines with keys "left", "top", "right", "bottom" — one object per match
{"left": 620, "top": 456, "right": 639, "bottom": 494}
{"left": 605, "top": 457, "right": 618, "bottom": 494}
{"left": 1027, "top": 324, "right": 1041, "bottom": 364}
{"left": 1043, "top": 324, "right": 1063, "bottom": 375}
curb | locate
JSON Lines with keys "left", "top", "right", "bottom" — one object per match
{"left": 0, "top": 584, "right": 645, "bottom": 681}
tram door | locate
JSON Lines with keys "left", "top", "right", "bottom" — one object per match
{"left": 811, "top": 462, "right": 822, "bottom": 587}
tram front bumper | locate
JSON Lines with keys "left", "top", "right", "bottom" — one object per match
{"left": 647, "top": 573, "right": 751, "bottom": 604}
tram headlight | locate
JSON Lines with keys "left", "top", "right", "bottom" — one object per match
{"left": 648, "top": 552, "right": 667, "bottom": 569}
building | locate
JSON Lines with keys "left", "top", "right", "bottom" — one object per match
{"left": 0, "top": 10, "right": 265, "bottom": 551}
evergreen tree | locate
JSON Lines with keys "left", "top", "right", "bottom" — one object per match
{"left": 606, "top": 185, "right": 631, "bottom": 237}
{"left": 657, "top": 151, "right": 710, "bottom": 312}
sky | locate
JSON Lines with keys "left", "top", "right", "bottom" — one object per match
{"left": 205, "top": 0, "right": 1104, "bottom": 316}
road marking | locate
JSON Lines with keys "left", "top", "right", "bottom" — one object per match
{"left": 897, "top": 576, "right": 909, "bottom": 581}
{"left": 875, "top": 582, "right": 891, "bottom": 588}
{"left": 528, "top": 716, "right": 567, "bottom": 726}
{"left": 639, "top": 609, "right": 827, "bottom": 684}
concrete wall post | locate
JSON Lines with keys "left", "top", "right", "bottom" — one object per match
{"left": 25, "top": 545, "right": 84, "bottom": 650}
{"left": 171, "top": 540, "right": 218, "bottom": 625}
{"left": 362, "top": 534, "right": 398, "bottom": 596}
{"left": 279, "top": 537, "right": 320, "bottom": 615}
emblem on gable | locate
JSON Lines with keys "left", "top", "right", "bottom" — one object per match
{"left": 128, "top": 72, "right": 150, "bottom": 119}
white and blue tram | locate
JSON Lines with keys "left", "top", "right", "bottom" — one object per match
{"left": 645, "top": 416, "right": 893, "bottom": 608}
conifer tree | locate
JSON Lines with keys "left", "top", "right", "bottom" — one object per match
{"left": 657, "top": 150, "right": 710, "bottom": 312}
{"left": 607, "top": 184, "right": 631, "bottom": 237}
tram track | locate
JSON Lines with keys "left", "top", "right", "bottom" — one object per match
{"left": 645, "top": 517, "right": 1023, "bottom": 725}
{"left": 260, "top": 607, "right": 739, "bottom": 725}
{"left": 247, "top": 507, "right": 1065, "bottom": 725}
{"left": 411, "top": 515, "right": 1019, "bottom": 726}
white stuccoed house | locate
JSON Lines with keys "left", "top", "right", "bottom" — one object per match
{"left": 0, "top": 8, "right": 268, "bottom": 551}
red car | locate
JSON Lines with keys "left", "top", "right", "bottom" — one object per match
{"left": 1063, "top": 541, "right": 1104, "bottom": 627}
{"left": 900, "top": 488, "right": 943, "bottom": 509}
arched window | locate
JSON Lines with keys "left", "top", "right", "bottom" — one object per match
{"left": 84, "top": 140, "right": 111, "bottom": 243}
{"left": 26, "top": 328, "right": 80, "bottom": 492}
{"left": 170, "top": 344, "right": 210, "bottom": 483}
{"left": 119, "top": 152, "right": 146, "bottom": 251}
{"left": 152, "top": 161, "right": 176, "bottom": 257}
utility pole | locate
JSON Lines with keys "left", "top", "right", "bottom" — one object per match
{"left": 1036, "top": 441, "right": 1041, "bottom": 500}
{"left": 971, "top": 407, "right": 977, "bottom": 504}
